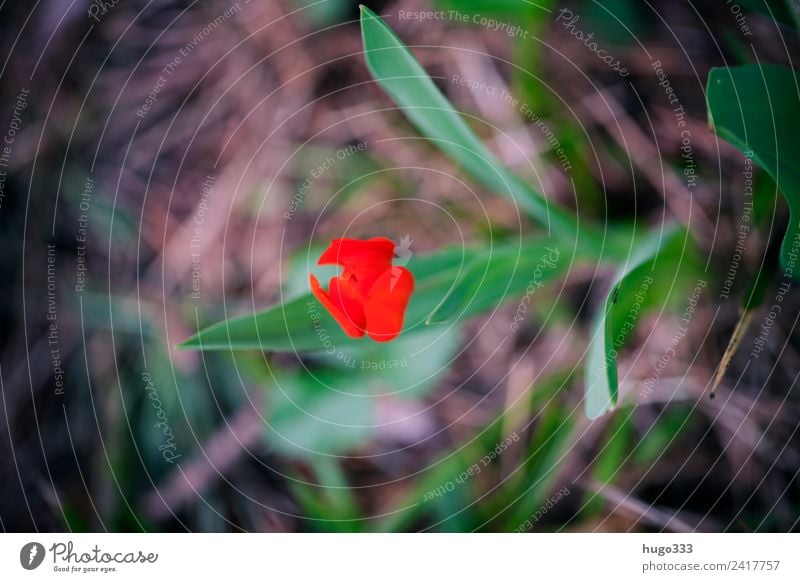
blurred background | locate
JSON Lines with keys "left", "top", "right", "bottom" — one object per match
{"left": 1, "top": 0, "right": 799, "bottom": 532}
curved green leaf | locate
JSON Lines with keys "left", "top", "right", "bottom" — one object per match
{"left": 707, "top": 64, "right": 800, "bottom": 282}
{"left": 584, "top": 226, "right": 690, "bottom": 419}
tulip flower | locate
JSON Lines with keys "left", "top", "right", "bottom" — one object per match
{"left": 309, "top": 237, "right": 414, "bottom": 342}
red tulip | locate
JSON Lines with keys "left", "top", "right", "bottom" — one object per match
{"left": 309, "top": 237, "right": 414, "bottom": 342}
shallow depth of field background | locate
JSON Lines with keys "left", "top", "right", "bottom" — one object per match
{"left": 1, "top": 0, "right": 799, "bottom": 532}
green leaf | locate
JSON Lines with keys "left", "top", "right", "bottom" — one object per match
{"left": 707, "top": 64, "right": 800, "bottom": 282}
{"left": 267, "top": 368, "right": 373, "bottom": 458}
{"left": 264, "top": 325, "right": 462, "bottom": 459}
{"left": 325, "top": 325, "right": 463, "bottom": 399}
{"left": 428, "top": 237, "right": 599, "bottom": 324}
{"left": 359, "top": 5, "right": 604, "bottom": 247}
{"left": 179, "top": 246, "right": 474, "bottom": 352}
{"left": 180, "top": 292, "right": 348, "bottom": 352}
{"left": 584, "top": 225, "right": 690, "bottom": 419}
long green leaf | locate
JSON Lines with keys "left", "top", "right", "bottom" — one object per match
{"left": 179, "top": 247, "right": 473, "bottom": 351}
{"left": 427, "top": 238, "right": 567, "bottom": 324}
{"left": 707, "top": 64, "right": 800, "bottom": 282}
{"left": 359, "top": 6, "right": 605, "bottom": 248}
{"left": 584, "top": 225, "right": 690, "bottom": 419}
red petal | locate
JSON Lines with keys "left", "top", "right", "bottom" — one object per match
{"left": 309, "top": 274, "right": 366, "bottom": 338}
{"left": 328, "top": 276, "right": 367, "bottom": 333}
{"left": 318, "top": 238, "right": 395, "bottom": 295}
{"left": 318, "top": 237, "right": 395, "bottom": 267}
{"left": 363, "top": 266, "right": 415, "bottom": 342}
